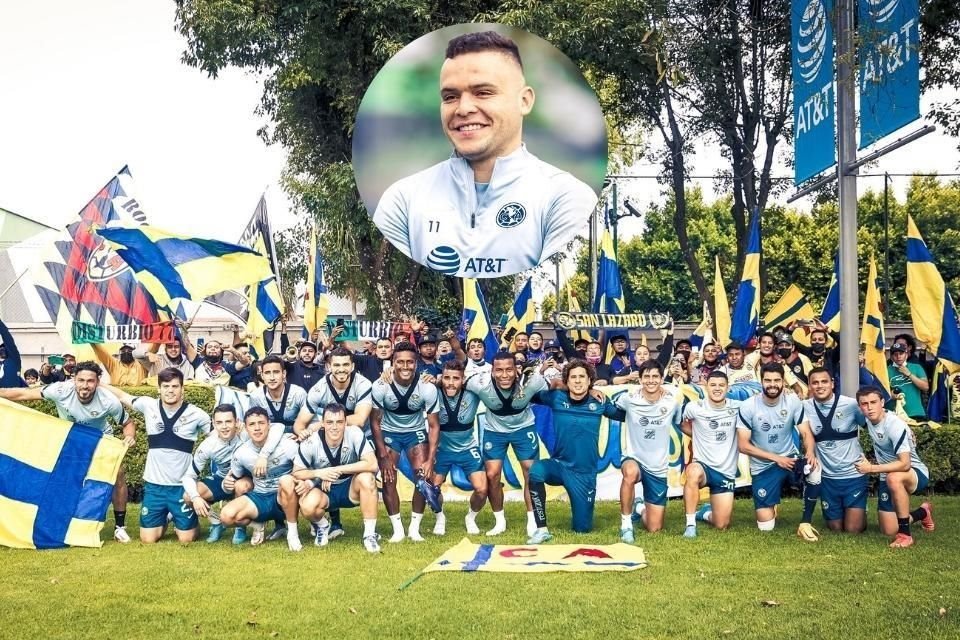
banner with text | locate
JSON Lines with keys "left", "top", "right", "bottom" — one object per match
{"left": 858, "top": 0, "right": 920, "bottom": 147}
{"left": 71, "top": 320, "right": 175, "bottom": 345}
{"left": 553, "top": 311, "right": 671, "bottom": 331}
{"left": 792, "top": 0, "right": 836, "bottom": 184}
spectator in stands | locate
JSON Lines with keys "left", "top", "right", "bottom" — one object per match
{"left": 887, "top": 342, "right": 928, "bottom": 420}
{"left": 23, "top": 368, "right": 39, "bottom": 387}
{"left": 0, "top": 316, "right": 25, "bottom": 388}
{"left": 92, "top": 343, "right": 150, "bottom": 386}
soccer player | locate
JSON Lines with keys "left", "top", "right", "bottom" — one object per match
{"left": 248, "top": 355, "right": 309, "bottom": 434}
{"left": 736, "top": 363, "right": 819, "bottom": 534}
{"left": 105, "top": 368, "right": 211, "bottom": 543}
{"left": 220, "top": 407, "right": 302, "bottom": 551}
{"left": 370, "top": 342, "right": 441, "bottom": 543}
{"left": 432, "top": 359, "right": 488, "bottom": 535}
{"left": 466, "top": 350, "right": 549, "bottom": 536}
{"left": 181, "top": 404, "right": 283, "bottom": 544}
{"left": 679, "top": 371, "right": 741, "bottom": 537}
{"left": 526, "top": 359, "right": 624, "bottom": 543}
{"left": 615, "top": 360, "right": 682, "bottom": 542}
{"left": 281, "top": 403, "right": 380, "bottom": 552}
{"left": 855, "top": 386, "right": 934, "bottom": 548}
{"left": 803, "top": 368, "right": 867, "bottom": 537}
{"left": 373, "top": 30, "right": 597, "bottom": 277}
{"left": 0, "top": 361, "right": 136, "bottom": 542}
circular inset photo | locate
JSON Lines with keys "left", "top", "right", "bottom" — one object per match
{"left": 353, "top": 23, "right": 608, "bottom": 278}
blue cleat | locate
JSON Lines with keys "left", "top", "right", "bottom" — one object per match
{"left": 526, "top": 528, "right": 553, "bottom": 545}
{"left": 206, "top": 523, "right": 225, "bottom": 543}
{"left": 631, "top": 496, "right": 645, "bottom": 524}
{"left": 328, "top": 523, "right": 345, "bottom": 541}
{"left": 415, "top": 471, "right": 443, "bottom": 514}
{"left": 619, "top": 528, "right": 635, "bottom": 544}
{"left": 695, "top": 504, "right": 712, "bottom": 523}
{"left": 683, "top": 525, "right": 698, "bottom": 539}
{"left": 232, "top": 527, "right": 248, "bottom": 545}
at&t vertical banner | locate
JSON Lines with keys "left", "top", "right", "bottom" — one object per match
{"left": 858, "top": 0, "right": 921, "bottom": 148}
{"left": 792, "top": 0, "right": 836, "bottom": 185}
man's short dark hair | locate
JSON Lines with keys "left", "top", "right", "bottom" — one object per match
{"left": 726, "top": 341, "right": 745, "bottom": 352}
{"left": 330, "top": 347, "right": 353, "bottom": 360}
{"left": 759, "top": 362, "right": 785, "bottom": 378}
{"left": 856, "top": 385, "right": 885, "bottom": 403}
{"left": 393, "top": 341, "right": 418, "bottom": 359}
{"left": 493, "top": 350, "right": 516, "bottom": 364}
{"left": 707, "top": 370, "right": 729, "bottom": 382}
{"left": 445, "top": 31, "right": 523, "bottom": 69}
{"left": 808, "top": 367, "right": 833, "bottom": 382}
{"left": 637, "top": 359, "right": 664, "bottom": 377}
{"left": 157, "top": 367, "right": 184, "bottom": 385}
{"left": 810, "top": 328, "right": 828, "bottom": 340}
{"left": 443, "top": 359, "right": 465, "bottom": 373}
{"left": 467, "top": 337, "right": 485, "bottom": 348}
{"left": 322, "top": 403, "right": 346, "bottom": 420}
{"left": 213, "top": 404, "right": 237, "bottom": 419}
{"left": 260, "top": 355, "right": 285, "bottom": 370}
{"left": 244, "top": 406, "right": 270, "bottom": 422}
{"left": 74, "top": 361, "right": 103, "bottom": 378}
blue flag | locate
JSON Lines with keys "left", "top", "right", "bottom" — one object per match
{"left": 730, "top": 207, "right": 761, "bottom": 344}
{"left": 792, "top": 0, "right": 836, "bottom": 183}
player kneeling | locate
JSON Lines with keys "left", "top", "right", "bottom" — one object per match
{"left": 219, "top": 407, "right": 302, "bottom": 551}
{"left": 280, "top": 403, "right": 381, "bottom": 553}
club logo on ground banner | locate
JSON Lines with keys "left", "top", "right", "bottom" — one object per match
{"left": 496, "top": 202, "right": 526, "bottom": 228}
{"left": 427, "top": 246, "right": 461, "bottom": 275}
{"left": 797, "top": 0, "right": 828, "bottom": 83}
{"left": 867, "top": 0, "right": 900, "bottom": 23}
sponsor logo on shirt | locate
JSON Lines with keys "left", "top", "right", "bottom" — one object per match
{"left": 716, "top": 432, "right": 727, "bottom": 442}
{"left": 638, "top": 416, "right": 650, "bottom": 427}
{"left": 760, "top": 421, "right": 772, "bottom": 432}
{"left": 644, "top": 429, "right": 656, "bottom": 440}
{"left": 427, "top": 246, "right": 461, "bottom": 274}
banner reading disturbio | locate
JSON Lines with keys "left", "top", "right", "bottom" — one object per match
{"left": 858, "top": 0, "right": 921, "bottom": 147}
{"left": 792, "top": 0, "right": 836, "bottom": 184}
{"left": 71, "top": 320, "right": 175, "bottom": 344}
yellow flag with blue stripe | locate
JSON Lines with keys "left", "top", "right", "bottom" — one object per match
{"left": 303, "top": 224, "right": 330, "bottom": 335}
{"left": 461, "top": 279, "right": 499, "bottom": 363}
{"left": 860, "top": 255, "right": 890, "bottom": 392}
{"left": 820, "top": 253, "right": 841, "bottom": 332}
{"left": 502, "top": 277, "right": 536, "bottom": 338}
{"left": 0, "top": 398, "right": 126, "bottom": 549}
{"left": 730, "top": 207, "right": 761, "bottom": 343}
{"left": 96, "top": 226, "right": 274, "bottom": 308}
{"left": 714, "top": 255, "right": 731, "bottom": 347}
{"left": 906, "top": 216, "right": 960, "bottom": 372}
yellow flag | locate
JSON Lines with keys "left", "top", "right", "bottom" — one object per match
{"left": 714, "top": 255, "right": 731, "bottom": 347}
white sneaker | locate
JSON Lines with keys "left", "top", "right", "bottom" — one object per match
{"left": 408, "top": 529, "right": 425, "bottom": 542}
{"left": 287, "top": 536, "right": 303, "bottom": 552}
{"left": 113, "top": 526, "right": 131, "bottom": 543}
{"left": 388, "top": 530, "right": 406, "bottom": 543}
{"left": 465, "top": 516, "right": 480, "bottom": 535}
{"left": 485, "top": 523, "right": 507, "bottom": 536}
{"left": 362, "top": 535, "right": 381, "bottom": 553}
{"left": 433, "top": 520, "right": 446, "bottom": 536}
{"left": 250, "top": 525, "right": 266, "bottom": 546}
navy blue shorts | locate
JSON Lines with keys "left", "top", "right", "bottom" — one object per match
{"left": 324, "top": 480, "right": 359, "bottom": 511}
{"left": 198, "top": 476, "right": 233, "bottom": 503}
{"left": 529, "top": 458, "right": 596, "bottom": 533}
{"left": 141, "top": 482, "right": 198, "bottom": 530}
{"left": 435, "top": 446, "right": 484, "bottom": 476}
{"left": 751, "top": 459, "right": 806, "bottom": 509}
{"left": 245, "top": 491, "right": 284, "bottom": 523}
{"left": 482, "top": 426, "right": 540, "bottom": 462}
{"left": 694, "top": 461, "right": 735, "bottom": 495}
{"left": 820, "top": 475, "right": 869, "bottom": 521}
{"left": 382, "top": 429, "right": 427, "bottom": 454}
{"left": 622, "top": 457, "right": 668, "bottom": 506}
{"left": 877, "top": 467, "right": 929, "bottom": 513}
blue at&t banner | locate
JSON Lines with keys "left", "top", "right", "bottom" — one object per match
{"left": 792, "top": 0, "right": 836, "bottom": 185}
{"left": 858, "top": 0, "right": 921, "bottom": 148}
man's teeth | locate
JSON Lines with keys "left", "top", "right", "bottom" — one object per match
{"left": 458, "top": 124, "right": 484, "bottom": 131}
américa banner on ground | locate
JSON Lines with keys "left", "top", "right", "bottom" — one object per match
{"left": 71, "top": 320, "right": 176, "bottom": 345}
{"left": 422, "top": 538, "right": 647, "bottom": 574}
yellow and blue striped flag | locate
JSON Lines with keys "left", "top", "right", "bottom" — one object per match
{"left": 906, "top": 215, "right": 960, "bottom": 372}
{"left": 593, "top": 228, "right": 625, "bottom": 315}
{"left": 461, "top": 278, "right": 500, "bottom": 363}
{"left": 96, "top": 226, "right": 274, "bottom": 308}
{"left": 860, "top": 255, "right": 890, "bottom": 392}
{"left": 714, "top": 255, "right": 731, "bottom": 347}
{"left": 820, "top": 253, "right": 840, "bottom": 332}
{"left": 765, "top": 284, "right": 816, "bottom": 334}
{"left": 0, "top": 398, "right": 127, "bottom": 549}
{"left": 303, "top": 224, "right": 329, "bottom": 335}
{"left": 730, "top": 207, "right": 761, "bottom": 343}
{"left": 502, "top": 277, "right": 536, "bottom": 339}
{"left": 559, "top": 262, "right": 591, "bottom": 345}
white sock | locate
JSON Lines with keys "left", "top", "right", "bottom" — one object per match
{"left": 703, "top": 510, "right": 714, "bottom": 524}
{"left": 389, "top": 514, "right": 403, "bottom": 535}
{"left": 621, "top": 514, "right": 633, "bottom": 530}
{"left": 466, "top": 509, "right": 479, "bottom": 522}
{"left": 285, "top": 522, "right": 299, "bottom": 539}
{"left": 435, "top": 511, "right": 446, "bottom": 527}
{"left": 363, "top": 518, "right": 377, "bottom": 538}
{"left": 526, "top": 511, "right": 536, "bottom": 529}
{"left": 493, "top": 510, "right": 506, "bottom": 526}
{"left": 409, "top": 512, "right": 423, "bottom": 534}
{"left": 757, "top": 518, "right": 776, "bottom": 531}
{"left": 208, "top": 510, "right": 221, "bottom": 526}
{"left": 685, "top": 513, "right": 696, "bottom": 527}
{"left": 251, "top": 522, "right": 265, "bottom": 533}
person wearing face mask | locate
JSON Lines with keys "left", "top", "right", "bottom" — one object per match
{"left": 791, "top": 318, "right": 840, "bottom": 382}
{"left": 777, "top": 335, "right": 813, "bottom": 395}
{"left": 92, "top": 343, "right": 150, "bottom": 386}
{"left": 0, "top": 316, "right": 26, "bottom": 388}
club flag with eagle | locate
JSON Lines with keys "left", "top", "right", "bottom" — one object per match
{"left": 905, "top": 215, "right": 960, "bottom": 373}
{"left": 713, "top": 255, "right": 731, "bottom": 348}
{"left": 730, "top": 207, "right": 761, "bottom": 344}
{"left": 460, "top": 278, "right": 499, "bottom": 364}
{"left": 821, "top": 252, "right": 841, "bottom": 332}
{"left": 860, "top": 254, "right": 890, "bottom": 392}
{"left": 303, "top": 223, "right": 330, "bottom": 336}
{"left": 502, "top": 277, "right": 536, "bottom": 339}
{"left": 29, "top": 167, "right": 167, "bottom": 358}
{"left": 95, "top": 226, "right": 274, "bottom": 308}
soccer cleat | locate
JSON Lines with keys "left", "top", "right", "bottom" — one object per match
{"left": 328, "top": 523, "right": 345, "bottom": 540}
{"left": 631, "top": 496, "right": 645, "bottom": 524}
{"left": 485, "top": 523, "right": 507, "bottom": 536}
{"left": 465, "top": 516, "right": 480, "bottom": 536}
{"left": 266, "top": 526, "right": 287, "bottom": 542}
{"left": 408, "top": 529, "right": 425, "bottom": 542}
{"left": 695, "top": 504, "right": 713, "bottom": 523}
{"left": 287, "top": 536, "right": 303, "bottom": 552}
{"left": 206, "top": 524, "right": 225, "bottom": 543}
{"left": 362, "top": 535, "right": 381, "bottom": 553}
{"left": 232, "top": 527, "right": 248, "bottom": 545}
{"left": 526, "top": 528, "right": 553, "bottom": 545}
{"left": 113, "top": 526, "right": 131, "bottom": 544}
{"left": 683, "top": 525, "right": 698, "bottom": 539}
{"left": 619, "top": 528, "right": 635, "bottom": 544}
{"left": 797, "top": 522, "right": 820, "bottom": 542}
{"left": 314, "top": 522, "right": 331, "bottom": 547}
{"left": 250, "top": 525, "right": 266, "bottom": 546}
{"left": 890, "top": 533, "right": 914, "bottom": 548}
{"left": 919, "top": 502, "right": 935, "bottom": 532}
{"left": 415, "top": 473, "right": 443, "bottom": 514}
{"left": 388, "top": 530, "right": 406, "bottom": 543}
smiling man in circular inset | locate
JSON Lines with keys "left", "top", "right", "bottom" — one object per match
{"left": 373, "top": 30, "right": 598, "bottom": 278}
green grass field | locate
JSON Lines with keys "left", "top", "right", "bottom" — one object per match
{"left": 3, "top": 497, "right": 959, "bottom": 640}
